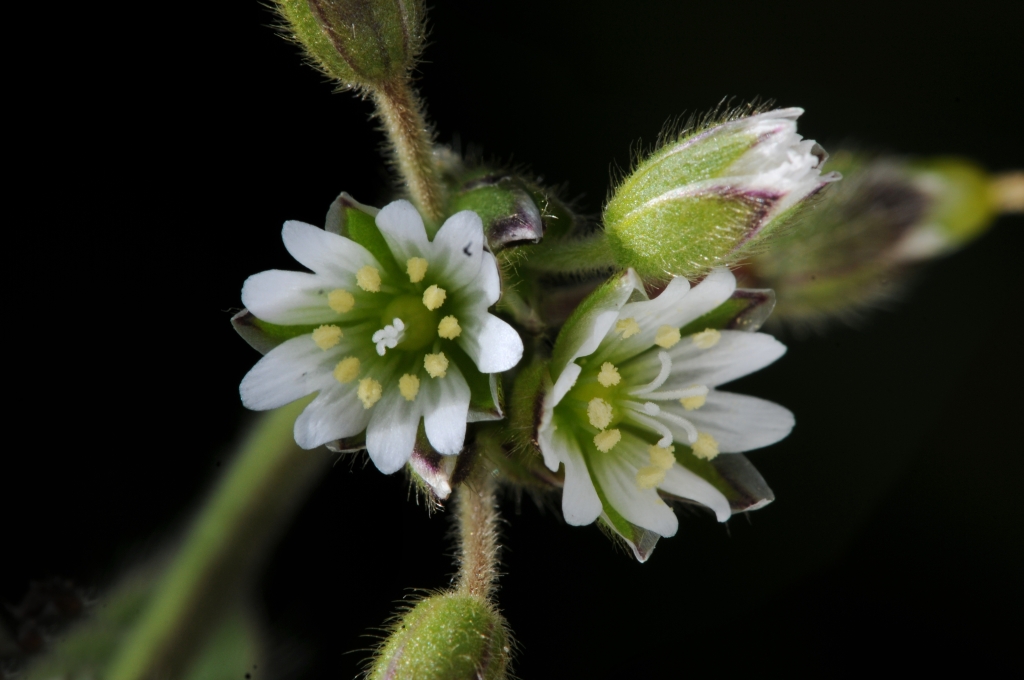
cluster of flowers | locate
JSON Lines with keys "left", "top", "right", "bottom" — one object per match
{"left": 236, "top": 109, "right": 830, "bottom": 559}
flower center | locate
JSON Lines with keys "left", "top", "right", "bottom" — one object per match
{"left": 372, "top": 318, "right": 406, "bottom": 356}
{"left": 381, "top": 295, "right": 439, "bottom": 352}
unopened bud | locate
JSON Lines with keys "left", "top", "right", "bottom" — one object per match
{"left": 368, "top": 593, "right": 510, "bottom": 680}
{"left": 604, "top": 107, "right": 838, "bottom": 280}
{"left": 449, "top": 175, "right": 544, "bottom": 250}
{"left": 275, "top": 0, "right": 425, "bottom": 90}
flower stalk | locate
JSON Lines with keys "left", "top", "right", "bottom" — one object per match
{"left": 454, "top": 460, "right": 501, "bottom": 601}
{"left": 105, "top": 399, "right": 327, "bottom": 680}
{"left": 374, "top": 79, "right": 445, "bottom": 226}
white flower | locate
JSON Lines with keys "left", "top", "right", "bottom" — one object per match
{"left": 239, "top": 200, "right": 524, "bottom": 474}
{"left": 538, "top": 268, "right": 793, "bottom": 559}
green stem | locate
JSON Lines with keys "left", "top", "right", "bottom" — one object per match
{"left": 520, "top": 233, "right": 617, "bottom": 274}
{"left": 373, "top": 79, "right": 445, "bottom": 227}
{"left": 454, "top": 463, "right": 501, "bottom": 602}
{"left": 106, "top": 398, "right": 327, "bottom": 680}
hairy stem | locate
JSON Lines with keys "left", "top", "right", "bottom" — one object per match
{"left": 454, "top": 464, "right": 501, "bottom": 601}
{"left": 373, "top": 79, "right": 445, "bottom": 226}
{"left": 106, "top": 399, "right": 327, "bottom": 680}
{"left": 520, "top": 232, "right": 618, "bottom": 274}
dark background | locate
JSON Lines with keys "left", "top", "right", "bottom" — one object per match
{"left": 6, "top": 0, "right": 1022, "bottom": 676}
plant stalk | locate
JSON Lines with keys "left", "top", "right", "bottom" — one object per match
{"left": 454, "top": 463, "right": 501, "bottom": 601}
{"left": 106, "top": 398, "right": 328, "bottom": 680}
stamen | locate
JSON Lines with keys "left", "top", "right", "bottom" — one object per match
{"left": 655, "top": 325, "right": 681, "bottom": 348}
{"left": 642, "top": 384, "right": 709, "bottom": 401}
{"left": 437, "top": 315, "right": 462, "bottom": 339}
{"left": 399, "top": 374, "right": 420, "bottom": 401}
{"left": 657, "top": 410, "right": 698, "bottom": 444}
{"left": 648, "top": 444, "right": 676, "bottom": 471}
{"left": 422, "top": 285, "right": 447, "bottom": 310}
{"left": 312, "top": 324, "right": 343, "bottom": 350}
{"left": 629, "top": 351, "right": 673, "bottom": 396}
{"left": 635, "top": 466, "right": 665, "bottom": 489}
{"left": 692, "top": 328, "right": 721, "bottom": 349}
{"left": 597, "top": 362, "right": 621, "bottom": 387}
{"left": 424, "top": 352, "right": 449, "bottom": 378}
{"left": 357, "top": 377, "right": 383, "bottom": 409}
{"left": 615, "top": 318, "right": 641, "bottom": 338}
{"left": 625, "top": 410, "right": 673, "bottom": 448}
{"left": 691, "top": 432, "right": 720, "bottom": 460}
{"left": 372, "top": 318, "right": 406, "bottom": 356}
{"left": 406, "top": 257, "right": 428, "bottom": 283}
{"left": 356, "top": 266, "right": 382, "bottom": 293}
{"left": 328, "top": 289, "right": 355, "bottom": 313}
{"left": 587, "top": 398, "right": 614, "bottom": 430}
{"left": 681, "top": 394, "right": 706, "bottom": 411}
{"left": 593, "top": 428, "right": 621, "bottom": 453}
{"left": 333, "top": 356, "right": 360, "bottom": 383}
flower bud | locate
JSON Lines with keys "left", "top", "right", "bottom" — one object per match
{"left": 368, "top": 593, "right": 510, "bottom": 680}
{"left": 275, "top": 0, "right": 425, "bottom": 90}
{"left": 448, "top": 175, "right": 545, "bottom": 250}
{"left": 603, "top": 107, "right": 838, "bottom": 280}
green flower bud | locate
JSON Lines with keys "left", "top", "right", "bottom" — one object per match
{"left": 368, "top": 593, "right": 510, "bottom": 680}
{"left": 275, "top": 0, "right": 425, "bottom": 90}
{"left": 448, "top": 175, "right": 544, "bottom": 250}
{"left": 603, "top": 108, "right": 838, "bottom": 280}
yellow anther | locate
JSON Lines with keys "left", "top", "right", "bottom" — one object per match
{"left": 692, "top": 328, "right": 721, "bottom": 349}
{"left": 357, "top": 378, "right": 383, "bottom": 409}
{"left": 635, "top": 466, "right": 666, "bottom": 490}
{"left": 648, "top": 444, "right": 676, "bottom": 471}
{"left": 333, "top": 356, "right": 360, "bottom": 384}
{"left": 328, "top": 289, "right": 355, "bottom": 313}
{"left": 422, "top": 284, "right": 447, "bottom": 310}
{"left": 615, "top": 318, "right": 641, "bottom": 338}
{"left": 692, "top": 432, "right": 720, "bottom": 460}
{"left": 593, "top": 428, "right": 621, "bottom": 453}
{"left": 655, "top": 325, "right": 682, "bottom": 348}
{"left": 597, "top": 362, "right": 621, "bottom": 387}
{"left": 356, "top": 266, "right": 381, "bottom": 293}
{"left": 424, "top": 352, "right": 449, "bottom": 378}
{"left": 311, "top": 324, "right": 343, "bottom": 350}
{"left": 399, "top": 374, "right": 420, "bottom": 401}
{"left": 438, "top": 315, "right": 462, "bottom": 340}
{"left": 406, "top": 257, "right": 428, "bottom": 283}
{"left": 680, "top": 394, "right": 707, "bottom": 411}
{"left": 587, "top": 398, "right": 614, "bottom": 430}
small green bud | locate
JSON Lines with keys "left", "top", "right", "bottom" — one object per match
{"left": 368, "top": 593, "right": 510, "bottom": 680}
{"left": 448, "top": 175, "right": 544, "bottom": 250}
{"left": 275, "top": 0, "right": 425, "bottom": 90}
{"left": 604, "top": 107, "right": 838, "bottom": 280}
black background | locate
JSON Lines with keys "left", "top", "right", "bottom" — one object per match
{"left": 5, "top": 0, "right": 1023, "bottom": 677}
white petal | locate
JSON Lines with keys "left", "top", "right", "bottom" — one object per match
{"left": 282, "top": 220, "right": 379, "bottom": 280}
{"left": 421, "top": 361, "right": 471, "bottom": 455}
{"left": 557, "top": 429, "right": 603, "bottom": 526}
{"left": 459, "top": 313, "right": 524, "bottom": 373}
{"left": 549, "top": 362, "right": 582, "bottom": 410}
{"left": 600, "top": 269, "right": 735, "bottom": 365}
{"left": 659, "top": 464, "right": 732, "bottom": 522}
{"left": 480, "top": 251, "right": 501, "bottom": 305}
{"left": 365, "top": 387, "right": 421, "bottom": 473}
{"left": 663, "top": 331, "right": 786, "bottom": 389}
{"left": 239, "top": 334, "right": 337, "bottom": 410}
{"left": 241, "top": 270, "right": 339, "bottom": 325}
{"left": 293, "top": 382, "right": 371, "bottom": 450}
{"left": 674, "top": 390, "right": 794, "bottom": 453}
{"left": 591, "top": 433, "right": 679, "bottom": 537}
{"left": 430, "top": 210, "right": 487, "bottom": 289}
{"left": 375, "top": 200, "right": 430, "bottom": 265}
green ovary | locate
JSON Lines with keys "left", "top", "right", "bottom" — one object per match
{"left": 382, "top": 295, "right": 439, "bottom": 351}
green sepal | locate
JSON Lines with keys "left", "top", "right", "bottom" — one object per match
{"left": 448, "top": 176, "right": 544, "bottom": 250}
{"left": 324, "top": 192, "right": 401, "bottom": 275}
{"left": 587, "top": 460, "right": 661, "bottom": 562}
{"left": 665, "top": 451, "right": 774, "bottom": 514}
{"left": 231, "top": 309, "right": 318, "bottom": 355}
{"left": 549, "top": 269, "right": 642, "bottom": 379}
{"left": 677, "top": 287, "right": 776, "bottom": 337}
{"left": 368, "top": 593, "right": 510, "bottom": 680}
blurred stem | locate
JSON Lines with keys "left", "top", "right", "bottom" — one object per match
{"left": 454, "top": 462, "right": 501, "bottom": 601}
{"left": 373, "top": 79, "right": 445, "bottom": 226}
{"left": 520, "top": 232, "right": 617, "bottom": 274}
{"left": 106, "top": 398, "right": 327, "bottom": 680}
